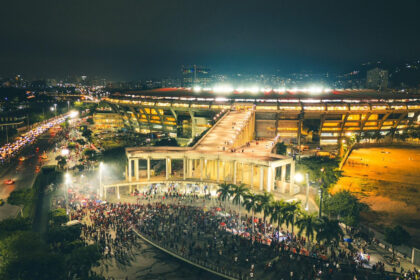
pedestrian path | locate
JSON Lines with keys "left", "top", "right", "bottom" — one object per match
{"left": 195, "top": 110, "right": 253, "bottom": 153}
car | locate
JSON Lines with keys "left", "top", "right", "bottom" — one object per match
{"left": 35, "top": 166, "right": 41, "bottom": 173}
{"left": 0, "top": 199, "right": 4, "bottom": 206}
{"left": 4, "top": 179, "right": 15, "bottom": 185}
{"left": 19, "top": 156, "right": 26, "bottom": 162}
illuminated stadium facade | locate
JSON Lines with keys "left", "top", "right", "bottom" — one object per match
{"left": 101, "top": 88, "right": 420, "bottom": 145}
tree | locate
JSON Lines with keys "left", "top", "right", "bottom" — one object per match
{"left": 49, "top": 208, "right": 68, "bottom": 227}
{"left": 154, "top": 137, "right": 179, "bottom": 147}
{"left": 296, "top": 213, "right": 318, "bottom": 246}
{"left": 275, "top": 142, "right": 287, "bottom": 155}
{"left": 217, "top": 183, "right": 232, "bottom": 210}
{"left": 0, "top": 231, "right": 66, "bottom": 280}
{"left": 76, "top": 138, "right": 86, "bottom": 146}
{"left": 231, "top": 184, "right": 249, "bottom": 220}
{"left": 67, "top": 142, "right": 76, "bottom": 150}
{"left": 47, "top": 224, "right": 82, "bottom": 251}
{"left": 316, "top": 216, "right": 344, "bottom": 245}
{"left": 387, "top": 127, "right": 397, "bottom": 142}
{"left": 323, "top": 191, "right": 368, "bottom": 229}
{"left": 7, "top": 189, "right": 33, "bottom": 206}
{"left": 0, "top": 217, "right": 32, "bottom": 238}
{"left": 373, "top": 131, "right": 384, "bottom": 142}
{"left": 55, "top": 155, "right": 67, "bottom": 169}
{"left": 82, "top": 128, "right": 93, "bottom": 141}
{"left": 75, "top": 164, "right": 85, "bottom": 172}
{"left": 384, "top": 225, "right": 411, "bottom": 262}
{"left": 83, "top": 148, "right": 97, "bottom": 162}
{"left": 268, "top": 200, "right": 286, "bottom": 228}
{"left": 243, "top": 193, "right": 260, "bottom": 235}
{"left": 282, "top": 201, "right": 301, "bottom": 234}
{"left": 256, "top": 192, "right": 274, "bottom": 233}
{"left": 296, "top": 156, "right": 342, "bottom": 190}
{"left": 66, "top": 244, "right": 102, "bottom": 279}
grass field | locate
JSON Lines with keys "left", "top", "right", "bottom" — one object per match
{"left": 330, "top": 147, "right": 420, "bottom": 248}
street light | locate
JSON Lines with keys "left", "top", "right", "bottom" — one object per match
{"left": 65, "top": 172, "right": 71, "bottom": 215}
{"left": 54, "top": 103, "right": 57, "bottom": 117}
{"left": 319, "top": 168, "right": 325, "bottom": 218}
{"left": 69, "top": 110, "right": 79, "bottom": 118}
{"left": 99, "top": 162, "right": 104, "bottom": 199}
{"left": 67, "top": 100, "right": 70, "bottom": 112}
{"left": 294, "top": 172, "right": 310, "bottom": 211}
{"left": 294, "top": 173, "right": 304, "bottom": 183}
{"left": 61, "top": 148, "right": 69, "bottom": 156}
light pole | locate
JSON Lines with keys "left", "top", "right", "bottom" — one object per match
{"left": 319, "top": 167, "right": 325, "bottom": 218}
{"left": 99, "top": 162, "right": 103, "bottom": 199}
{"left": 65, "top": 172, "right": 71, "bottom": 215}
{"left": 67, "top": 100, "right": 70, "bottom": 112}
{"left": 54, "top": 103, "right": 57, "bottom": 117}
{"left": 294, "top": 172, "right": 309, "bottom": 211}
{"left": 305, "top": 173, "right": 310, "bottom": 211}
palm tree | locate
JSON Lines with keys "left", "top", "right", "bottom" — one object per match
{"left": 387, "top": 127, "right": 397, "bottom": 142}
{"left": 231, "top": 184, "right": 249, "bottom": 221}
{"left": 243, "top": 193, "right": 260, "bottom": 235}
{"left": 296, "top": 213, "right": 318, "bottom": 247}
{"left": 373, "top": 131, "right": 384, "bottom": 143}
{"left": 282, "top": 200, "right": 301, "bottom": 234}
{"left": 316, "top": 216, "right": 344, "bottom": 246}
{"left": 217, "top": 183, "right": 232, "bottom": 210}
{"left": 256, "top": 192, "right": 273, "bottom": 234}
{"left": 269, "top": 200, "right": 286, "bottom": 229}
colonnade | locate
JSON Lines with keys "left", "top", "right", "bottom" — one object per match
{"left": 126, "top": 153, "right": 295, "bottom": 194}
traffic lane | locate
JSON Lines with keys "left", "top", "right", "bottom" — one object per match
{"left": 0, "top": 134, "right": 58, "bottom": 220}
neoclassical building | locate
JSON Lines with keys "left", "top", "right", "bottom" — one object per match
{"left": 104, "top": 109, "right": 296, "bottom": 197}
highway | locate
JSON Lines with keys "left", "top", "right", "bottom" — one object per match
{"left": 0, "top": 133, "right": 59, "bottom": 220}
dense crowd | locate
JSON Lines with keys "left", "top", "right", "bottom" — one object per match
{"left": 67, "top": 195, "right": 413, "bottom": 280}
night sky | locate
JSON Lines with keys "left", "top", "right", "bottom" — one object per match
{"left": 0, "top": 0, "right": 419, "bottom": 79}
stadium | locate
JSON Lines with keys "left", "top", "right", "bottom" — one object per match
{"left": 97, "top": 87, "right": 420, "bottom": 146}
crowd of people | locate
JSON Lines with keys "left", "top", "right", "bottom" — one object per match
{"left": 66, "top": 193, "right": 412, "bottom": 280}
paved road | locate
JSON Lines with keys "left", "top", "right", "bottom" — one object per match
{"left": 0, "top": 134, "right": 58, "bottom": 220}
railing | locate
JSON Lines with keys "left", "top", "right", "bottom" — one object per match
{"left": 132, "top": 228, "right": 241, "bottom": 280}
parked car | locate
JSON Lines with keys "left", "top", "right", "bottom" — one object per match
{"left": 3, "top": 179, "right": 15, "bottom": 185}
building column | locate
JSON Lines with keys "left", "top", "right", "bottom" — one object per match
{"left": 216, "top": 160, "right": 220, "bottom": 182}
{"left": 233, "top": 161, "right": 237, "bottom": 184}
{"left": 168, "top": 158, "right": 172, "bottom": 176}
{"left": 241, "top": 162, "right": 244, "bottom": 183}
{"left": 188, "top": 159, "right": 193, "bottom": 177}
{"left": 166, "top": 158, "right": 169, "bottom": 180}
{"left": 267, "top": 166, "right": 273, "bottom": 192}
{"left": 134, "top": 159, "right": 139, "bottom": 181}
{"left": 281, "top": 165, "right": 286, "bottom": 192}
{"left": 250, "top": 164, "right": 254, "bottom": 189}
{"left": 200, "top": 158, "right": 204, "bottom": 181}
{"left": 259, "top": 166, "right": 264, "bottom": 191}
{"left": 147, "top": 157, "right": 151, "bottom": 180}
{"left": 290, "top": 161, "right": 295, "bottom": 194}
{"left": 281, "top": 165, "right": 286, "bottom": 182}
{"left": 183, "top": 157, "right": 187, "bottom": 180}
{"left": 128, "top": 159, "right": 132, "bottom": 182}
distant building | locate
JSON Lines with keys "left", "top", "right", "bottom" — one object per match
{"left": 181, "top": 65, "right": 211, "bottom": 87}
{"left": 366, "top": 68, "right": 388, "bottom": 90}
